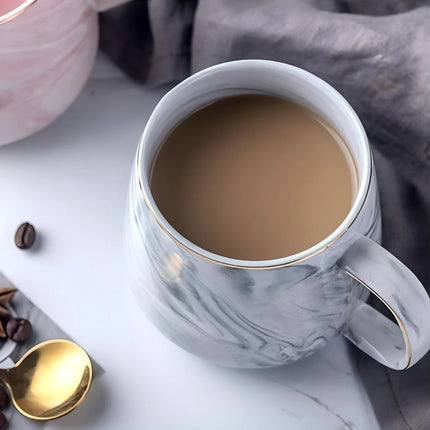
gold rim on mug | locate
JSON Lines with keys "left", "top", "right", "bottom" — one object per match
{"left": 0, "top": 0, "right": 38, "bottom": 25}
{"left": 135, "top": 142, "right": 372, "bottom": 270}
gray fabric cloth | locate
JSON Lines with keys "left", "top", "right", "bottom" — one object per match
{"left": 100, "top": 1, "right": 430, "bottom": 428}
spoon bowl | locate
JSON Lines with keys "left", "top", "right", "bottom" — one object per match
{"left": 0, "top": 339, "right": 92, "bottom": 420}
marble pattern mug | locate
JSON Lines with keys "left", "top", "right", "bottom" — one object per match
{"left": 0, "top": 0, "right": 130, "bottom": 146}
{"left": 126, "top": 60, "right": 430, "bottom": 369}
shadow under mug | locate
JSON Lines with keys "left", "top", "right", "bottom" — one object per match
{"left": 126, "top": 60, "right": 430, "bottom": 369}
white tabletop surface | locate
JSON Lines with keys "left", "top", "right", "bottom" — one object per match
{"left": 0, "top": 53, "right": 380, "bottom": 430}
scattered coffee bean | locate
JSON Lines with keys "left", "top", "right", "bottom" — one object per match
{"left": 0, "top": 287, "right": 16, "bottom": 306}
{"left": 0, "top": 321, "right": 6, "bottom": 339}
{"left": 14, "top": 222, "right": 36, "bottom": 250}
{"left": 0, "top": 306, "right": 10, "bottom": 319}
{"left": 0, "top": 386, "right": 8, "bottom": 409}
{"left": 6, "top": 318, "right": 32, "bottom": 342}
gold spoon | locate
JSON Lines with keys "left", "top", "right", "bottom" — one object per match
{"left": 0, "top": 339, "right": 92, "bottom": 420}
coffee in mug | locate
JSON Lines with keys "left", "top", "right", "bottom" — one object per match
{"left": 151, "top": 94, "right": 358, "bottom": 260}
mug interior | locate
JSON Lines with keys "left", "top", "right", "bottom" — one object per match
{"left": 137, "top": 60, "right": 371, "bottom": 268}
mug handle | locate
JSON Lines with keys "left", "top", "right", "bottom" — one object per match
{"left": 338, "top": 234, "right": 430, "bottom": 370}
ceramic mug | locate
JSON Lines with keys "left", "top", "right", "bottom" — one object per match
{"left": 126, "top": 60, "right": 430, "bottom": 369}
{"left": 0, "top": 0, "right": 130, "bottom": 146}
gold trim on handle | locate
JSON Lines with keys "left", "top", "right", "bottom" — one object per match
{"left": 345, "top": 270, "right": 412, "bottom": 369}
{"left": 135, "top": 140, "right": 372, "bottom": 270}
{"left": 0, "top": 0, "right": 38, "bottom": 25}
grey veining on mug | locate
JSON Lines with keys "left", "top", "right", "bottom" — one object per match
{"left": 126, "top": 164, "right": 380, "bottom": 368}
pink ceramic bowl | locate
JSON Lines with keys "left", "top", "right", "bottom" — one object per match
{"left": 0, "top": 0, "right": 129, "bottom": 146}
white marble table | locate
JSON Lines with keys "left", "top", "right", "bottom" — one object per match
{"left": 0, "top": 53, "right": 380, "bottom": 430}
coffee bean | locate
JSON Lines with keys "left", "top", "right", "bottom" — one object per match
{"left": 0, "top": 411, "right": 5, "bottom": 429}
{"left": 0, "top": 386, "right": 8, "bottom": 409}
{"left": 0, "top": 321, "right": 6, "bottom": 340}
{"left": 6, "top": 318, "right": 32, "bottom": 342}
{"left": 15, "top": 222, "right": 36, "bottom": 250}
{"left": 0, "top": 287, "right": 16, "bottom": 305}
